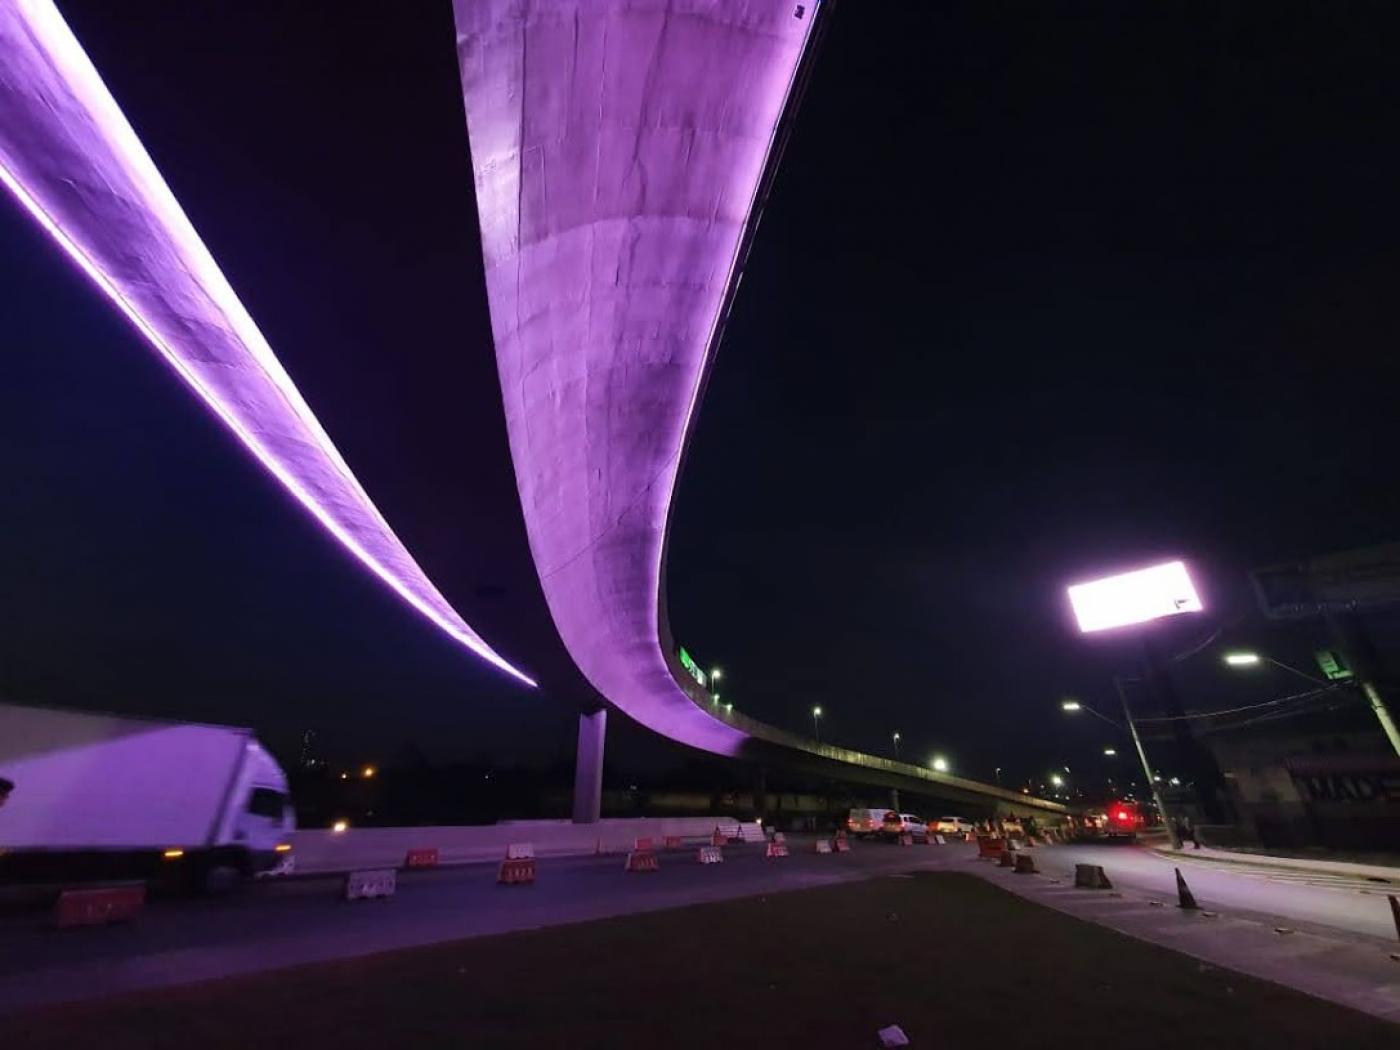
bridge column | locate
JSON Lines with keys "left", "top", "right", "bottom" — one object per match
{"left": 890, "top": 788, "right": 900, "bottom": 812}
{"left": 572, "top": 708, "right": 606, "bottom": 824}
{"left": 754, "top": 766, "right": 768, "bottom": 822}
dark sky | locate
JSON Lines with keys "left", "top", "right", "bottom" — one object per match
{"left": 3, "top": 2, "right": 1398, "bottom": 786}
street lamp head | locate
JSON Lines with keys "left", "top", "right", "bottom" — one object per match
{"left": 1049, "top": 773, "right": 1064, "bottom": 787}
{"left": 812, "top": 706, "right": 822, "bottom": 717}
{"left": 1103, "top": 748, "right": 1117, "bottom": 756}
{"left": 931, "top": 755, "right": 949, "bottom": 773}
{"left": 893, "top": 731, "right": 900, "bottom": 741}
{"left": 1223, "top": 651, "right": 1261, "bottom": 667}
{"left": 711, "top": 668, "right": 722, "bottom": 680}
{"left": 1060, "top": 699, "right": 1082, "bottom": 712}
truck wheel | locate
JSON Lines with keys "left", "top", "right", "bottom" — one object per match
{"left": 200, "top": 863, "right": 241, "bottom": 896}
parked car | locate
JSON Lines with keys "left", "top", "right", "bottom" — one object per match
{"left": 846, "top": 808, "right": 895, "bottom": 838}
{"left": 933, "top": 816, "right": 975, "bottom": 839}
{"left": 883, "top": 812, "right": 929, "bottom": 841}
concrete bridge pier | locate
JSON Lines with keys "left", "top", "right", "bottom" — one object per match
{"left": 572, "top": 708, "right": 607, "bottom": 824}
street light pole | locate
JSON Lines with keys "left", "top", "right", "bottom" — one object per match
{"left": 892, "top": 731, "right": 901, "bottom": 761}
{"left": 811, "top": 706, "right": 822, "bottom": 744}
{"left": 1114, "top": 676, "right": 1181, "bottom": 850}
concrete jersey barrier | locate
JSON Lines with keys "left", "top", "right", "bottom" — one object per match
{"left": 291, "top": 817, "right": 745, "bottom": 875}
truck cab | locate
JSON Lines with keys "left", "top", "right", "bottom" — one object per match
{"left": 210, "top": 740, "right": 295, "bottom": 885}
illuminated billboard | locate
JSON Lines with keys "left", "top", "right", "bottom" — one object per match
{"left": 1067, "top": 560, "right": 1202, "bottom": 633}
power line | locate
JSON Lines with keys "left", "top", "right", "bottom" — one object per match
{"left": 1133, "top": 683, "right": 1352, "bottom": 724}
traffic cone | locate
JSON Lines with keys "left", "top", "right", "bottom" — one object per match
{"left": 1387, "top": 895, "right": 1400, "bottom": 941}
{"left": 1175, "top": 867, "right": 1198, "bottom": 910}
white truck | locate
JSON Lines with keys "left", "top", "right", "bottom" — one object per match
{"left": 0, "top": 702, "right": 294, "bottom": 893}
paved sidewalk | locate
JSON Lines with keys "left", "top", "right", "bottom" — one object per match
{"left": 1151, "top": 844, "right": 1400, "bottom": 882}
{"left": 977, "top": 852, "right": 1400, "bottom": 1022}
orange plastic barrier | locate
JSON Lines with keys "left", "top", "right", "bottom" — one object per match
{"left": 54, "top": 884, "right": 145, "bottom": 928}
{"left": 663, "top": 835, "right": 683, "bottom": 850}
{"left": 625, "top": 849, "right": 660, "bottom": 873}
{"left": 976, "top": 835, "right": 1006, "bottom": 859}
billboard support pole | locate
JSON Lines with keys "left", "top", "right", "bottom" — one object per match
{"left": 1324, "top": 610, "right": 1400, "bottom": 758}
{"left": 1116, "top": 675, "right": 1180, "bottom": 850}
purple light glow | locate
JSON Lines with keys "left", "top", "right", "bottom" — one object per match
{"left": 1067, "top": 560, "right": 1204, "bottom": 633}
{"left": 456, "top": 0, "right": 818, "bottom": 752}
{"left": 0, "top": 2, "right": 532, "bottom": 685}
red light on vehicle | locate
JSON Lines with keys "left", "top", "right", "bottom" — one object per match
{"left": 1115, "top": 810, "right": 1130, "bottom": 822}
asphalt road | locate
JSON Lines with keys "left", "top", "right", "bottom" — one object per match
{"left": 2, "top": 836, "right": 1395, "bottom": 1015}
{"left": 1033, "top": 842, "right": 1400, "bottom": 941}
{"left": 0, "top": 835, "right": 961, "bottom": 1013}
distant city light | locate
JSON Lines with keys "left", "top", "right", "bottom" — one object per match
{"left": 1224, "top": 651, "right": 1261, "bottom": 667}
{"left": 1049, "top": 773, "right": 1065, "bottom": 788}
{"left": 332, "top": 820, "right": 349, "bottom": 833}
{"left": 1169, "top": 776, "right": 1181, "bottom": 786}
{"left": 931, "top": 755, "right": 949, "bottom": 773}
{"left": 1061, "top": 699, "right": 1082, "bottom": 712}
{"left": 1067, "top": 560, "right": 1202, "bottom": 633}
{"left": 724, "top": 703, "right": 733, "bottom": 713}
{"left": 339, "top": 772, "right": 348, "bottom": 781}
{"left": 361, "top": 765, "right": 376, "bottom": 779}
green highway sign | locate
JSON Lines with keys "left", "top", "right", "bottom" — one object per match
{"left": 1314, "top": 649, "right": 1353, "bottom": 681}
{"left": 677, "top": 646, "right": 708, "bottom": 688}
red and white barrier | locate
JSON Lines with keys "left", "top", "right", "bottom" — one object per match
{"left": 765, "top": 839, "right": 789, "bottom": 859}
{"left": 625, "top": 848, "right": 660, "bottom": 873}
{"left": 54, "top": 884, "right": 144, "bottom": 928}
{"left": 697, "top": 845, "right": 724, "bottom": 864}
{"left": 814, "top": 838, "right": 832, "bottom": 854}
{"left": 498, "top": 843, "right": 536, "bottom": 885}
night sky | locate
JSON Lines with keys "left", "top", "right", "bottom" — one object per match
{"left": 3, "top": 2, "right": 1398, "bottom": 787}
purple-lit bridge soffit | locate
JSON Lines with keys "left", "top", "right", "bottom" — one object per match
{"left": 457, "top": 1, "right": 1060, "bottom": 813}
{"left": 0, "top": 2, "right": 533, "bottom": 687}
{"left": 455, "top": 2, "right": 1062, "bottom": 815}
{"left": 456, "top": 0, "right": 822, "bottom": 757}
